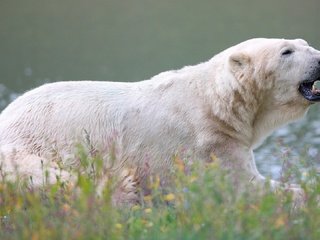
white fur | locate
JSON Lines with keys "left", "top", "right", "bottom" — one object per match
{"left": 1, "top": 38, "right": 320, "bottom": 203}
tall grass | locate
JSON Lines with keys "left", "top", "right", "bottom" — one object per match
{"left": 0, "top": 152, "right": 319, "bottom": 240}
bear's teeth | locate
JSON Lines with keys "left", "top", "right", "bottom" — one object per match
{"left": 312, "top": 80, "right": 320, "bottom": 94}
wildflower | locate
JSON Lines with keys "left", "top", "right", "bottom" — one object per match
{"left": 31, "top": 233, "right": 39, "bottom": 240}
{"left": 210, "top": 153, "right": 218, "bottom": 162}
{"left": 72, "top": 209, "right": 80, "bottom": 217}
{"left": 174, "top": 155, "right": 185, "bottom": 172}
{"left": 144, "top": 208, "right": 152, "bottom": 214}
{"left": 62, "top": 203, "right": 71, "bottom": 214}
{"left": 194, "top": 224, "right": 201, "bottom": 231}
{"left": 115, "top": 223, "right": 123, "bottom": 229}
{"left": 275, "top": 215, "right": 286, "bottom": 228}
{"left": 151, "top": 175, "right": 160, "bottom": 189}
{"left": 189, "top": 176, "right": 198, "bottom": 183}
{"left": 132, "top": 205, "right": 141, "bottom": 211}
{"left": 144, "top": 195, "right": 152, "bottom": 202}
{"left": 160, "top": 226, "right": 168, "bottom": 233}
{"left": 146, "top": 222, "right": 154, "bottom": 228}
{"left": 164, "top": 193, "right": 175, "bottom": 201}
{"left": 249, "top": 204, "right": 259, "bottom": 212}
{"left": 207, "top": 154, "right": 220, "bottom": 169}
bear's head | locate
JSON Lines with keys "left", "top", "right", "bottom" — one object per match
{"left": 229, "top": 38, "right": 320, "bottom": 104}
{"left": 227, "top": 38, "right": 320, "bottom": 146}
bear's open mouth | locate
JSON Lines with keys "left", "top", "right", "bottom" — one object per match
{"left": 299, "top": 79, "right": 320, "bottom": 102}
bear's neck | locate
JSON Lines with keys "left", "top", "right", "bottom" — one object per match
{"left": 196, "top": 63, "right": 262, "bottom": 147}
{"left": 250, "top": 100, "right": 310, "bottom": 149}
{"left": 204, "top": 76, "right": 308, "bottom": 149}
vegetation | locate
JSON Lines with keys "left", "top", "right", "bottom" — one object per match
{"left": 0, "top": 152, "right": 319, "bottom": 240}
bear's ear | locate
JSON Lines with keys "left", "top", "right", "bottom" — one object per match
{"left": 229, "top": 52, "right": 251, "bottom": 74}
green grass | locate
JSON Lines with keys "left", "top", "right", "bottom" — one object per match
{"left": 0, "top": 153, "right": 319, "bottom": 240}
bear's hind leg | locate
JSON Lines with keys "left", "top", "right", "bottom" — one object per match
{"left": 0, "top": 150, "right": 74, "bottom": 189}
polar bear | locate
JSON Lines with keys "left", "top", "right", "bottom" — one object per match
{"left": 1, "top": 38, "right": 320, "bottom": 204}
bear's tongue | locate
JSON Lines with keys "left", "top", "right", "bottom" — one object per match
{"left": 299, "top": 80, "right": 320, "bottom": 102}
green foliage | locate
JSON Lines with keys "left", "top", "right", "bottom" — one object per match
{"left": 0, "top": 154, "right": 319, "bottom": 240}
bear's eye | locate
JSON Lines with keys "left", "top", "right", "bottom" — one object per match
{"left": 281, "top": 49, "right": 294, "bottom": 56}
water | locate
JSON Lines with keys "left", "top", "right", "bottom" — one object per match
{"left": 255, "top": 106, "right": 320, "bottom": 178}
{"left": 1, "top": 0, "right": 320, "bottom": 179}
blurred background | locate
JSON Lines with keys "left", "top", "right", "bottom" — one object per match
{"left": 1, "top": 0, "right": 320, "bottom": 179}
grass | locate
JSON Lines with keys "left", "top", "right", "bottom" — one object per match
{"left": 0, "top": 152, "right": 319, "bottom": 240}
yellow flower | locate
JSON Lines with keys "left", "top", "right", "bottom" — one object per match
{"left": 189, "top": 176, "right": 198, "bottom": 183}
{"left": 207, "top": 154, "right": 220, "bottom": 169}
{"left": 164, "top": 193, "right": 175, "bottom": 201}
{"left": 72, "top": 209, "right": 80, "bottom": 217}
{"left": 31, "top": 233, "right": 39, "bottom": 240}
{"left": 62, "top": 203, "right": 71, "bottom": 213}
{"left": 174, "top": 156, "right": 185, "bottom": 172}
{"left": 132, "top": 205, "right": 141, "bottom": 211}
{"left": 210, "top": 153, "right": 218, "bottom": 162}
{"left": 194, "top": 224, "right": 201, "bottom": 231}
{"left": 144, "top": 195, "right": 152, "bottom": 202}
{"left": 249, "top": 204, "right": 259, "bottom": 212}
{"left": 144, "top": 208, "right": 152, "bottom": 214}
{"left": 115, "top": 223, "right": 123, "bottom": 229}
{"left": 146, "top": 222, "right": 154, "bottom": 228}
{"left": 275, "top": 215, "right": 286, "bottom": 228}
{"left": 160, "top": 226, "right": 168, "bottom": 233}
{"left": 152, "top": 176, "right": 160, "bottom": 189}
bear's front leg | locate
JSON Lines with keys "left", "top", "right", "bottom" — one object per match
{"left": 111, "top": 168, "right": 141, "bottom": 206}
{"left": 216, "top": 143, "right": 306, "bottom": 207}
